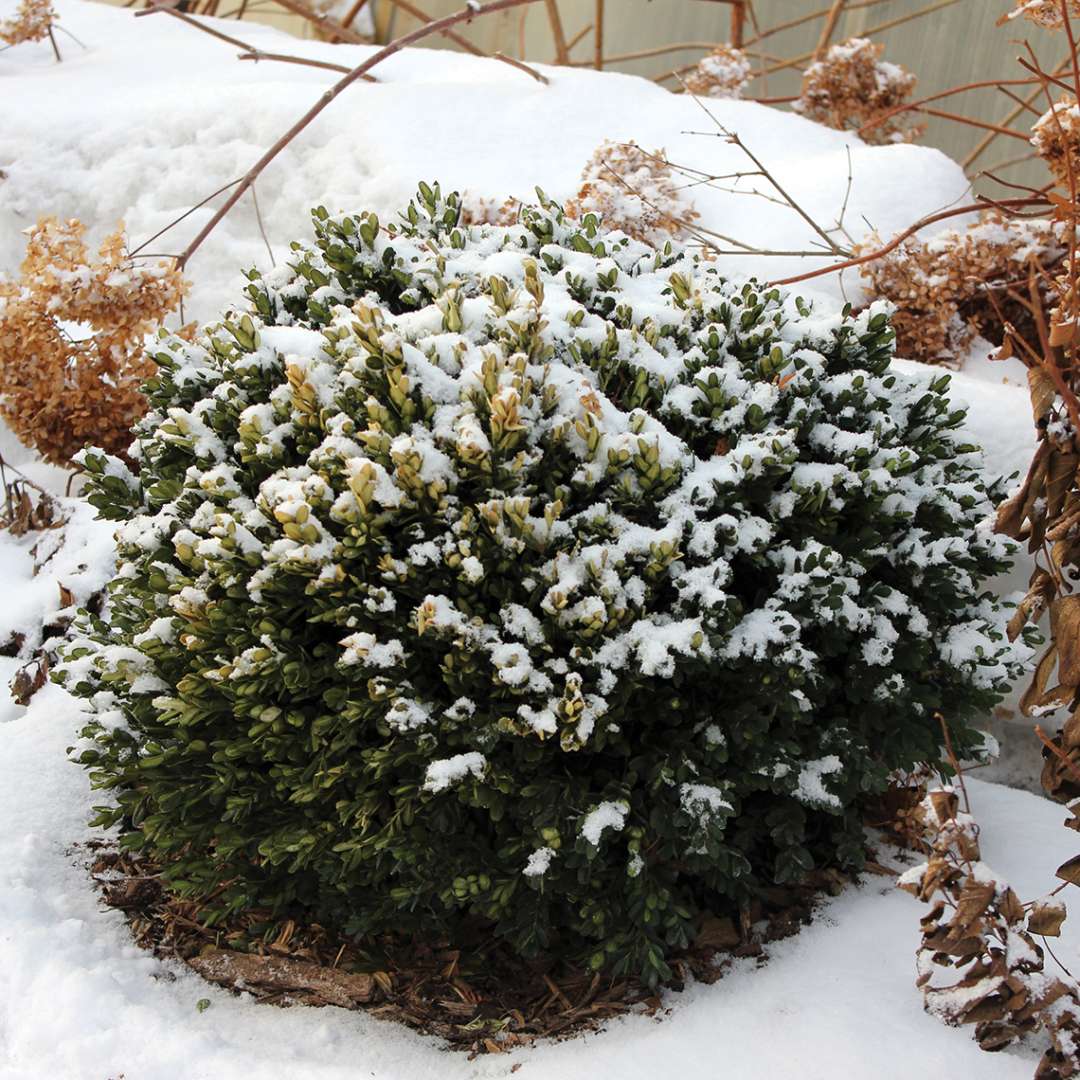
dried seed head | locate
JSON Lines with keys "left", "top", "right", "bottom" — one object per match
{"left": 0, "top": 0, "right": 55, "bottom": 45}
{"left": 0, "top": 218, "right": 188, "bottom": 465}
{"left": 1006, "top": 0, "right": 1080, "bottom": 28}
{"left": 795, "top": 37, "right": 921, "bottom": 145}
{"left": 856, "top": 210, "right": 1066, "bottom": 365}
{"left": 684, "top": 45, "right": 752, "bottom": 100}
{"left": 565, "top": 140, "right": 698, "bottom": 245}
{"left": 459, "top": 196, "right": 522, "bottom": 227}
{"left": 1032, "top": 95, "right": 1080, "bottom": 187}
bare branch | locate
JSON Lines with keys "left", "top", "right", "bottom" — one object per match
{"left": 176, "top": 0, "right": 546, "bottom": 271}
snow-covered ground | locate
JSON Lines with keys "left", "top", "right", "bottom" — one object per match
{"left": 0, "top": 2, "right": 1071, "bottom": 1076}
{"left": 3, "top": 685, "right": 1076, "bottom": 1080}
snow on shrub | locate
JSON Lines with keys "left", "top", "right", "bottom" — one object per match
{"left": 62, "top": 184, "right": 1030, "bottom": 982}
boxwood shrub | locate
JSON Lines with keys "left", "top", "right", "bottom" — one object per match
{"left": 61, "top": 184, "right": 1030, "bottom": 983}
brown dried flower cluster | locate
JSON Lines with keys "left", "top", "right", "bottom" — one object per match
{"left": 1005, "top": 0, "right": 1080, "bottom": 28}
{"left": 795, "top": 37, "right": 922, "bottom": 145}
{"left": 1033, "top": 97, "right": 1080, "bottom": 188}
{"left": 900, "top": 787, "right": 1080, "bottom": 1078}
{"left": 459, "top": 195, "right": 522, "bottom": 227}
{"left": 0, "top": 0, "right": 55, "bottom": 45}
{"left": 0, "top": 218, "right": 188, "bottom": 466}
{"left": 683, "top": 45, "right": 752, "bottom": 99}
{"left": 564, "top": 140, "right": 698, "bottom": 246}
{"left": 856, "top": 211, "right": 1065, "bottom": 365}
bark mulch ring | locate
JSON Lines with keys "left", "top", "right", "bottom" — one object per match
{"left": 82, "top": 842, "right": 896, "bottom": 1056}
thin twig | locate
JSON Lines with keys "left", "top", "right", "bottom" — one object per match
{"left": 593, "top": 0, "right": 602, "bottom": 70}
{"left": 382, "top": 0, "right": 485, "bottom": 56}
{"left": 730, "top": 0, "right": 746, "bottom": 48}
{"left": 978, "top": 150, "right": 1041, "bottom": 176}
{"left": 996, "top": 84, "right": 1045, "bottom": 120}
{"left": 744, "top": 0, "right": 890, "bottom": 48}
{"left": 765, "top": 0, "right": 965, "bottom": 76}
{"left": 859, "top": 78, "right": 1040, "bottom": 139}
{"left": 238, "top": 51, "right": 357, "bottom": 75}
{"left": 937, "top": 711, "right": 972, "bottom": 817}
{"left": 543, "top": 0, "right": 569, "bottom": 64}
{"left": 576, "top": 40, "right": 746, "bottom": 68}
{"left": 965, "top": 57, "right": 1072, "bottom": 169}
{"left": 834, "top": 144, "right": 855, "bottom": 247}
{"left": 813, "top": 0, "right": 846, "bottom": 61}
{"left": 250, "top": 183, "right": 275, "bottom": 268}
{"left": 136, "top": 4, "right": 253, "bottom": 50}
{"left": 680, "top": 88, "right": 847, "bottom": 256}
{"left": 52, "top": 23, "right": 88, "bottom": 49}
{"left": 271, "top": 0, "right": 372, "bottom": 45}
{"left": 565, "top": 21, "right": 592, "bottom": 54}
{"left": 336, "top": 0, "right": 370, "bottom": 34}
{"left": 492, "top": 50, "right": 548, "bottom": 83}
{"left": 46, "top": 24, "right": 62, "bottom": 62}
{"left": 176, "top": 0, "right": 545, "bottom": 271}
{"left": 915, "top": 105, "right": 1031, "bottom": 142}
{"left": 768, "top": 196, "right": 1049, "bottom": 287}
{"left": 130, "top": 177, "right": 245, "bottom": 258}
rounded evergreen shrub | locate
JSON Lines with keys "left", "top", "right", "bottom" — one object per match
{"left": 62, "top": 184, "right": 1030, "bottom": 982}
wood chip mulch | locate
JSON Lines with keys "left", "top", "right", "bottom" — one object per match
{"left": 83, "top": 842, "right": 859, "bottom": 1056}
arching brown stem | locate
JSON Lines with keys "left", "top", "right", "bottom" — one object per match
{"left": 768, "top": 196, "right": 1049, "bottom": 287}
{"left": 176, "top": 0, "right": 546, "bottom": 271}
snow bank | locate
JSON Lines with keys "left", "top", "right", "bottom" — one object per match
{"left": 1, "top": 0, "right": 972, "bottom": 322}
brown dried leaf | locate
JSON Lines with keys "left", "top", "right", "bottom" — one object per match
{"left": 1050, "top": 319, "right": 1079, "bottom": 347}
{"left": 1052, "top": 596, "right": 1080, "bottom": 688}
{"left": 928, "top": 789, "right": 959, "bottom": 824}
{"left": 1007, "top": 569, "right": 1056, "bottom": 641}
{"left": 10, "top": 654, "right": 48, "bottom": 707}
{"left": 1021, "top": 644, "right": 1061, "bottom": 718}
{"left": 1028, "top": 898, "right": 1067, "bottom": 937}
{"left": 1055, "top": 854, "right": 1080, "bottom": 888}
{"left": 1030, "top": 366, "right": 1059, "bottom": 425}
{"left": 954, "top": 878, "right": 998, "bottom": 931}
{"left": 1047, "top": 453, "right": 1080, "bottom": 521}
{"left": 995, "top": 442, "right": 1049, "bottom": 539}
{"left": 999, "top": 887, "right": 1027, "bottom": 927}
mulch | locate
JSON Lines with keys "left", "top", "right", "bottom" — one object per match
{"left": 83, "top": 842, "right": 881, "bottom": 1056}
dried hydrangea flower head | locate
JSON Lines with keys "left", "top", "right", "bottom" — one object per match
{"left": 0, "top": 218, "right": 187, "bottom": 465}
{"left": 1033, "top": 95, "right": 1080, "bottom": 187}
{"left": 857, "top": 210, "right": 1066, "bottom": 365}
{"left": 459, "top": 194, "right": 522, "bottom": 226}
{"left": 684, "top": 45, "right": 753, "bottom": 99}
{"left": 1005, "top": 0, "right": 1080, "bottom": 28}
{"left": 795, "top": 37, "right": 922, "bottom": 145}
{"left": 0, "top": 0, "right": 55, "bottom": 45}
{"left": 565, "top": 140, "right": 698, "bottom": 245}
